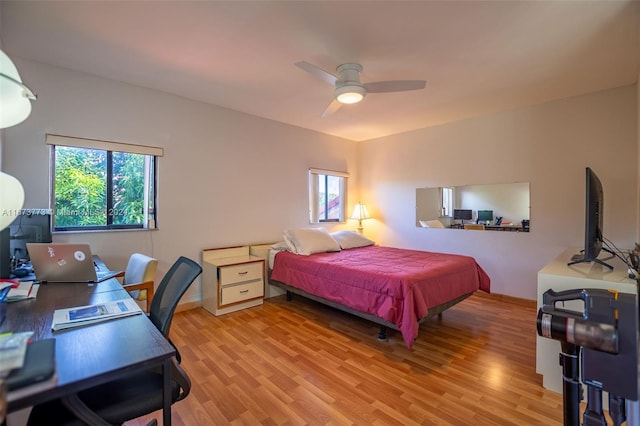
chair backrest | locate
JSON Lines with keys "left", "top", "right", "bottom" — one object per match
{"left": 124, "top": 253, "right": 158, "bottom": 285}
{"left": 149, "top": 256, "right": 202, "bottom": 337}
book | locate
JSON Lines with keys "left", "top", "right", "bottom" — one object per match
{"left": 52, "top": 298, "right": 143, "bottom": 331}
{"left": 2, "top": 281, "right": 39, "bottom": 302}
{"left": 0, "top": 279, "right": 21, "bottom": 301}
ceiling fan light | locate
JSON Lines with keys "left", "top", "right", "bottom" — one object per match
{"left": 335, "top": 84, "right": 365, "bottom": 104}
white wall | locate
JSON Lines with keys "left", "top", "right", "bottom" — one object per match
{"left": 359, "top": 85, "right": 638, "bottom": 300}
{"left": 3, "top": 58, "right": 638, "bottom": 303}
{"left": 457, "top": 182, "right": 529, "bottom": 224}
{"left": 3, "top": 58, "right": 359, "bottom": 305}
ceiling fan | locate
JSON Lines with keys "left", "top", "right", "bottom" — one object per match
{"left": 295, "top": 61, "right": 426, "bottom": 117}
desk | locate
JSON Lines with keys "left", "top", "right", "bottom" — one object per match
{"left": 484, "top": 224, "right": 528, "bottom": 232}
{"left": 3, "top": 278, "right": 176, "bottom": 425}
{"left": 449, "top": 223, "right": 528, "bottom": 232}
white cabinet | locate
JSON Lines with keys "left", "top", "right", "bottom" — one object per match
{"left": 202, "top": 246, "right": 265, "bottom": 316}
{"left": 536, "top": 248, "right": 636, "bottom": 393}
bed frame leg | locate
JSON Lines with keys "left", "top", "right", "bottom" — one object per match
{"left": 286, "top": 291, "right": 292, "bottom": 301}
{"left": 378, "top": 326, "right": 388, "bottom": 341}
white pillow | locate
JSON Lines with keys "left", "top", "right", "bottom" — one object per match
{"left": 330, "top": 230, "right": 375, "bottom": 249}
{"left": 283, "top": 227, "right": 341, "bottom": 255}
{"left": 270, "top": 241, "right": 289, "bottom": 252}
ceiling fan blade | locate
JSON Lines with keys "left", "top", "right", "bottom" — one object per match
{"left": 295, "top": 61, "right": 340, "bottom": 86}
{"left": 322, "top": 99, "right": 342, "bottom": 117}
{"left": 363, "top": 80, "right": 426, "bottom": 93}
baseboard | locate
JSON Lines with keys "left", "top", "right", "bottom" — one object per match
{"left": 474, "top": 291, "right": 535, "bottom": 308}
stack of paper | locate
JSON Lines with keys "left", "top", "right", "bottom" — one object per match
{"left": 0, "top": 280, "right": 39, "bottom": 302}
{"left": 0, "top": 331, "right": 33, "bottom": 373}
{"left": 52, "top": 298, "right": 142, "bottom": 331}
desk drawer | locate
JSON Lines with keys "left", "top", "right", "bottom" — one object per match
{"left": 220, "top": 279, "right": 263, "bottom": 305}
{"left": 219, "top": 262, "right": 263, "bottom": 286}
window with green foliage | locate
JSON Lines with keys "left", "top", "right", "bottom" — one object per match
{"left": 309, "top": 168, "right": 348, "bottom": 223}
{"left": 47, "top": 135, "right": 162, "bottom": 231}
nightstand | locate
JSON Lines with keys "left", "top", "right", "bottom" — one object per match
{"left": 202, "top": 246, "right": 264, "bottom": 315}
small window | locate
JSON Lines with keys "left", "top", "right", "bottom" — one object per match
{"left": 441, "top": 187, "right": 454, "bottom": 217}
{"left": 309, "top": 168, "right": 348, "bottom": 223}
{"left": 47, "top": 135, "right": 163, "bottom": 231}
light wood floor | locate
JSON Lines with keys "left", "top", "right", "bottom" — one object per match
{"left": 128, "top": 293, "right": 566, "bottom": 425}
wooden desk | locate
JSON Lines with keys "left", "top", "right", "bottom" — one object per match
{"left": 484, "top": 224, "right": 528, "bottom": 232}
{"left": 3, "top": 278, "right": 176, "bottom": 424}
{"left": 449, "top": 223, "right": 529, "bottom": 232}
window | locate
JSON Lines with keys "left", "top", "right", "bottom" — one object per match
{"left": 441, "top": 187, "right": 454, "bottom": 217}
{"left": 309, "top": 168, "right": 348, "bottom": 223}
{"left": 47, "top": 134, "right": 163, "bottom": 231}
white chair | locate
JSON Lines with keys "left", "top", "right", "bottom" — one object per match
{"left": 118, "top": 253, "right": 158, "bottom": 312}
{"left": 420, "top": 219, "right": 445, "bottom": 228}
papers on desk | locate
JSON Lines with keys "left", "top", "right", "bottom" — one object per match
{"left": 6, "top": 338, "right": 56, "bottom": 391}
{"left": 0, "top": 280, "right": 39, "bottom": 302}
{"left": 52, "top": 298, "right": 143, "bottom": 331}
{"left": 0, "top": 331, "right": 33, "bottom": 373}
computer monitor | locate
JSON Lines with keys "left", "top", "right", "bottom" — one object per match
{"left": 9, "top": 211, "right": 53, "bottom": 264}
{"left": 567, "top": 167, "right": 612, "bottom": 269}
{"left": 453, "top": 209, "right": 473, "bottom": 222}
{"left": 583, "top": 167, "right": 604, "bottom": 263}
{"left": 477, "top": 210, "right": 493, "bottom": 223}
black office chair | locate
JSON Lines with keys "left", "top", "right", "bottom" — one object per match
{"left": 27, "top": 256, "right": 203, "bottom": 426}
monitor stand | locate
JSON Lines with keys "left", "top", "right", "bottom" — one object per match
{"left": 567, "top": 248, "right": 615, "bottom": 270}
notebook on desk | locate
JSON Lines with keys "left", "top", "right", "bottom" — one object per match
{"left": 26, "top": 243, "right": 121, "bottom": 283}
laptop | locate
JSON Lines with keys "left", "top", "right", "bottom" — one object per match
{"left": 26, "top": 243, "right": 122, "bottom": 283}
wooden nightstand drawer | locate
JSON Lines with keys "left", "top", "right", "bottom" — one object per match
{"left": 221, "top": 279, "right": 263, "bottom": 305}
{"left": 202, "top": 247, "right": 265, "bottom": 316}
{"left": 219, "top": 262, "right": 263, "bottom": 286}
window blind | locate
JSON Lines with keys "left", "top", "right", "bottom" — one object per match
{"left": 46, "top": 134, "right": 164, "bottom": 157}
{"left": 309, "top": 167, "right": 349, "bottom": 178}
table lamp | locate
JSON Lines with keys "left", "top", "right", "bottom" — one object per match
{"left": 350, "top": 203, "right": 370, "bottom": 234}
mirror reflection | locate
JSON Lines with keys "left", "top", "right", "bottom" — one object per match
{"left": 416, "top": 182, "right": 530, "bottom": 232}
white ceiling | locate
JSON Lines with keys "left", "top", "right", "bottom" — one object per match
{"left": 1, "top": 1, "right": 639, "bottom": 141}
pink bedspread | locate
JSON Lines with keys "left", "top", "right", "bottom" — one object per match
{"left": 271, "top": 246, "right": 490, "bottom": 348}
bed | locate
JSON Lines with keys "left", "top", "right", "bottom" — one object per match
{"left": 266, "top": 228, "right": 491, "bottom": 348}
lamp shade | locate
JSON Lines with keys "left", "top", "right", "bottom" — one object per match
{"left": 0, "top": 172, "right": 25, "bottom": 231}
{"left": 350, "top": 203, "right": 370, "bottom": 221}
{"left": 0, "top": 50, "right": 36, "bottom": 129}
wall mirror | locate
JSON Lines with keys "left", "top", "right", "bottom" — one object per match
{"left": 416, "top": 182, "right": 530, "bottom": 232}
